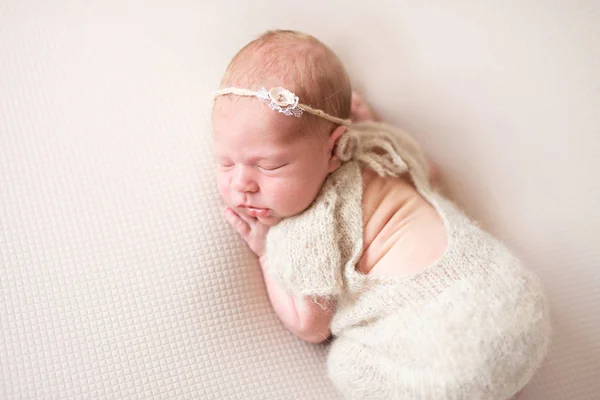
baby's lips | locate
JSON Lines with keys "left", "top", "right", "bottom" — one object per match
{"left": 247, "top": 207, "right": 270, "bottom": 218}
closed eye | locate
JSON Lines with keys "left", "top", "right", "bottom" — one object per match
{"left": 217, "top": 162, "right": 234, "bottom": 170}
{"left": 257, "top": 163, "right": 288, "bottom": 172}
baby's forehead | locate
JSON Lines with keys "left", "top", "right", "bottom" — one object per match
{"left": 213, "top": 97, "right": 304, "bottom": 137}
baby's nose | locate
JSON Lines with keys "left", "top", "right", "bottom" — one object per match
{"left": 233, "top": 180, "right": 258, "bottom": 193}
{"left": 232, "top": 167, "right": 258, "bottom": 193}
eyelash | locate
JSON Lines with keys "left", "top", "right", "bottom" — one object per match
{"left": 218, "top": 163, "right": 287, "bottom": 173}
{"left": 257, "top": 164, "right": 287, "bottom": 172}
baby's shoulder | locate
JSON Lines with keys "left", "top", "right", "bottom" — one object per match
{"left": 360, "top": 169, "right": 417, "bottom": 211}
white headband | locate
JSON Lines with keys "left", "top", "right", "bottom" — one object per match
{"left": 214, "top": 87, "right": 351, "bottom": 126}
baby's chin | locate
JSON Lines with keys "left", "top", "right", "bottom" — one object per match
{"left": 258, "top": 214, "right": 283, "bottom": 227}
{"left": 263, "top": 206, "right": 314, "bottom": 226}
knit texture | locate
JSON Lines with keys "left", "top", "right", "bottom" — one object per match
{"left": 265, "top": 121, "right": 551, "bottom": 399}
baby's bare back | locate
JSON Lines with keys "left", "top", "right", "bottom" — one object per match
{"left": 357, "top": 169, "right": 447, "bottom": 277}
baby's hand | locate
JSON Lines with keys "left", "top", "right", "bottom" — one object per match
{"left": 223, "top": 207, "right": 269, "bottom": 259}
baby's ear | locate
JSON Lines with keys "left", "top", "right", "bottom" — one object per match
{"left": 327, "top": 125, "right": 347, "bottom": 173}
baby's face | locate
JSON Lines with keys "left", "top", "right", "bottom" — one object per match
{"left": 213, "top": 99, "right": 333, "bottom": 226}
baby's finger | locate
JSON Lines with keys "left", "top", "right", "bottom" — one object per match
{"left": 223, "top": 208, "right": 250, "bottom": 236}
{"left": 236, "top": 212, "right": 258, "bottom": 228}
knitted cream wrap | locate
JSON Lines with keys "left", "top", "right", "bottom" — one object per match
{"left": 265, "top": 121, "right": 551, "bottom": 400}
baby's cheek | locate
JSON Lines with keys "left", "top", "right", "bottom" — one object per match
{"left": 276, "top": 184, "right": 312, "bottom": 215}
{"left": 267, "top": 186, "right": 290, "bottom": 213}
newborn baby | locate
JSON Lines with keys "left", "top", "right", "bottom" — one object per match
{"left": 213, "top": 30, "right": 550, "bottom": 400}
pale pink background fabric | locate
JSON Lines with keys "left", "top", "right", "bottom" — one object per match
{"left": 1, "top": 1, "right": 598, "bottom": 398}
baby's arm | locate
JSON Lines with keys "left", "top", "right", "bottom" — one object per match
{"left": 259, "top": 258, "right": 334, "bottom": 343}
{"left": 224, "top": 207, "right": 334, "bottom": 343}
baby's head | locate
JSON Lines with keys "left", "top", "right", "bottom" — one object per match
{"left": 213, "top": 30, "right": 352, "bottom": 226}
